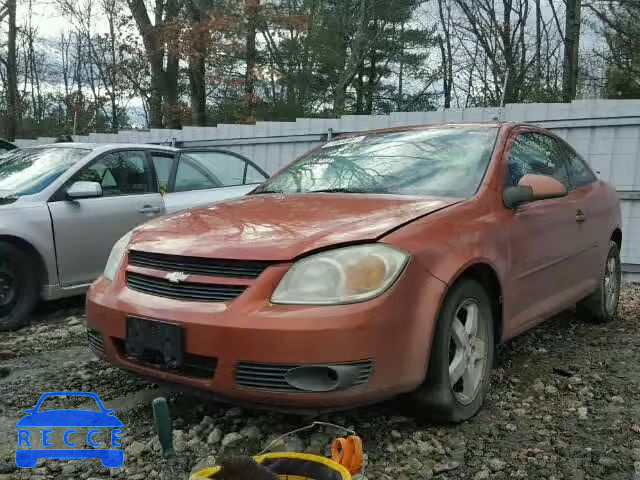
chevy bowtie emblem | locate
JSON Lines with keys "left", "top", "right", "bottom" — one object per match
{"left": 165, "top": 272, "right": 189, "bottom": 283}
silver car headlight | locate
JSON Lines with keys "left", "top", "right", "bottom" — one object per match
{"left": 271, "top": 244, "right": 409, "bottom": 305}
{"left": 103, "top": 231, "right": 133, "bottom": 282}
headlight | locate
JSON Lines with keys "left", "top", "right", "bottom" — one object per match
{"left": 271, "top": 244, "right": 409, "bottom": 305}
{"left": 103, "top": 231, "right": 133, "bottom": 281}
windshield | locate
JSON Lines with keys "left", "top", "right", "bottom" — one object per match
{"left": 255, "top": 127, "right": 498, "bottom": 198}
{"left": 0, "top": 147, "right": 90, "bottom": 197}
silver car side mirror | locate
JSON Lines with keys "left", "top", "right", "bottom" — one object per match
{"left": 66, "top": 181, "right": 103, "bottom": 199}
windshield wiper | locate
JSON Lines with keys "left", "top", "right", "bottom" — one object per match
{"left": 307, "top": 187, "right": 386, "bottom": 194}
{"left": 0, "top": 195, "right": 17, "bottom": 205}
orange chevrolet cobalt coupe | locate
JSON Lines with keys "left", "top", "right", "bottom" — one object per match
{"left": 86, "top": 123, "right": 622, "bottom": 422}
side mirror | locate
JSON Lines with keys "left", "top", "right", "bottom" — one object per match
{"left": 504, "top": 174, "right": 567, "bottom": 209}
{"left": 66, "top": 181, "right": 102, "bottom": 199}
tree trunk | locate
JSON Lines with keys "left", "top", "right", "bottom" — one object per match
{"left": 164, "top": 48, "right": 180, "bottom": 128}
{"left": 148, "top": 55, "right": 164, "bottom": 128}
{"left": 437, "top": 0, "right": 453, "bottom": 108}
{"left": 397, "top": 22, "right": 404, "bottom": 111}
{"left": 7, "top": 0, "right": 18, "bottom": 141}
{"left": 244, "top": 0, "right": 259, "bottom": 104}
{"left": 500, "top": 0, "right": 515, "bottom": 104}
{"left": 189, "top": 53, "right": 207, "bottom": 125}
{"left": 163, "top": 0, "right": 181, "bottom": 129}
{"left": 186, "top": 2, "right": 207, "bottom": 126}
{"left": 562, "top": 0, "right": 582, "bottom": 102}
{"left": 355, "top": 65, "right": 364, "bottom": 113}
{"left": 535, "top": 0, "right": 542, "bottom": 98}
{"left": 108, "top": 9, "right": 119, "bottom": 131}
{"left": 366, "top": 52, "right": 376, "bottom": 114}
{"left": 438, "top": 36, "right": 451, "bottom": 108}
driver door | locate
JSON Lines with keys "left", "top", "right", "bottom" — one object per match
{"left": 48, "top": 150, "right": 165, "bottom": 287}
{"left": 503, "top": 131, "right": 586, "bottom": 332}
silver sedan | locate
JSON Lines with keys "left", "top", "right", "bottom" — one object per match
{"left": 0, "top": 143, "right": 268, "bottom": 329}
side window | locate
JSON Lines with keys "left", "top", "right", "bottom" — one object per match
{"left": 505, "top": 133, "right": 570, "bottom": 188}
{"left": 174, "top": 158, "right": 220, "bottom": 192}
{"left": 73, "top": 150, "right": 152, "bottom": 196}
{"left": 562, "top": 144, "right": 596, "bottom": 188}
{"left": 245, "top": 163, "right": 267, "bottom": 184}
{"left": 151, "top": 153, "right": 175, "bottom": 193}
{"left": 181, "top": 152, "right": 246, "bottom": 187}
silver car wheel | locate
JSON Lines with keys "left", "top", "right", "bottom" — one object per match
{"left": 449, "top": 299, "right": 488, "bottom": 405}
{"left": 0, "top": 259, "right": 17, "bottom": 308}
{"left": 604, "top": 255, "right": 620, "bottom": 315}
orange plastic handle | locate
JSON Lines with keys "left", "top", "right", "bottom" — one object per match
{"left": 331, "top": 435, "right": 363, "bottom": 475}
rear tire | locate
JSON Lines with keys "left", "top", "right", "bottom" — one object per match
{"left": 577, "top": 240, "right": 621, "bottom": 323}
{"left": 0, "top": 242, "right": 39, "bottom": 331}
{"left": 406, "top": 278, "right": 495, "bottom": 423}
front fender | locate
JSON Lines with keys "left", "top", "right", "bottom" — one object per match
{"left": 0, "top": 202, "right": 58, "bottom": 291}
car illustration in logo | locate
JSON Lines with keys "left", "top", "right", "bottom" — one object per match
{"left": 16, "top": 391, "right": 124, "bottom": 468}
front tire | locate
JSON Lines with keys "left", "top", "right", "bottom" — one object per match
{"left": 577, "top": 240, "right": 621, "bottom": 323}
{"left": 0, "top": 242, "right": 39, "bottom": 331}
{"left": 407, "top": 278, "right": 495, "bottom": 423}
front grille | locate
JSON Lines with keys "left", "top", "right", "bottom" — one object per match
{"left": 129, "top": 250, "right": 273, "bottom": 279}
{"left": 113, "top": 339, "right": 217, "bottom": 379}
{"left": 126, "top": 272, "right": 246, "bottom": 302}
{"left": 236, "top": 360, "right": 374, "bottom": 392}
{"left": 87, "top": 328, "right": 105, "bottom": 357}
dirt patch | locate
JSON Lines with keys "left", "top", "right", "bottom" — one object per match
{"left": 1, "top": 285, "right": 639, "bottom": 479}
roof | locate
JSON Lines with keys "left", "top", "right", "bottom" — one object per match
{"left": 333, "top": 122, "right": 509, "bottom": 138}
{"left": 21, "top": 143, "right": 179, "bottom": 152}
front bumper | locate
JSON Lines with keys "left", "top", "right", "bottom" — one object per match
{"left": 85, "top": 260, "right": 446, "bottom": 409}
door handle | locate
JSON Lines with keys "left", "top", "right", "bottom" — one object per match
{"left": 575, "top": 209, "right": 586, "bottom": 223}
{"left": 139, "top": 205, "right": 162, "bottom": 214}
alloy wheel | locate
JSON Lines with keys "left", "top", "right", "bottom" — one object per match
{"left": 604, "top": 255, "right": 620, "bottom": 315}
{"left": 448, "top": 299, "right": 488, "bottom": 405}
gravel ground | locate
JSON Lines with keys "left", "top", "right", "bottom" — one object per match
{"left": 0, "top": 284, "right": 639, "bottom": 480}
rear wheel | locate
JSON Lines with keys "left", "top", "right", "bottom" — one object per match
{"left": 577, "top": 240, "right": 621, "bottom": 323}
{"left": 407, "top": 278, "right": 495, "bottom": 423}
{"left": 0, "top": 242, "right": 39, "bottom": 331}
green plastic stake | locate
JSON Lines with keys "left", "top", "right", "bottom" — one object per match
{"left": 152, "top": 397, "right": 175, "bottom": 459}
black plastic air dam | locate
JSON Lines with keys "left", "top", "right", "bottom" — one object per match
{"left": 284, "top": 365, "right": 360, "bottom": 392}
{"left": 235, "top": 360, "right": 373, "bottom": 392}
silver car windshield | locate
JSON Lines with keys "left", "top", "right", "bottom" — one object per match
{"left": 0, "top": 147, "right": 91, "bottom": 197}
{"left": 255, "top": 127, "right": 498, "bottom": 198}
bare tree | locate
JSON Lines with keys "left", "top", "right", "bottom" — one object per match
{"left": 332, "top": 0, "right": 375, "bottom": 116}
{"left": 127, "top": 0, "right": 182, "bottom": 128}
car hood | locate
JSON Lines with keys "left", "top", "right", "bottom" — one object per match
{"left": 130, "top": 193, "right": 462, "bottom": 260}
{"left": 16, "top": 410, "right": 123, "bottom": 427}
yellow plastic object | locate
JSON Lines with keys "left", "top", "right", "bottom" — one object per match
{"left": 190, "top": 452, "right": 352, "bottom": 480}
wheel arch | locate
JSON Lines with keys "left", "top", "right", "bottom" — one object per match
{"left": 0, "top": 235, "right": 48, "bottom": 292}
{"left": 445, "top": 261, "right": 504, "bottom": 346}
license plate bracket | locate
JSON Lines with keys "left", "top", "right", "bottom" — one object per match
{"left": 125, "top": 317, "right": 183, "bottom": 368}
